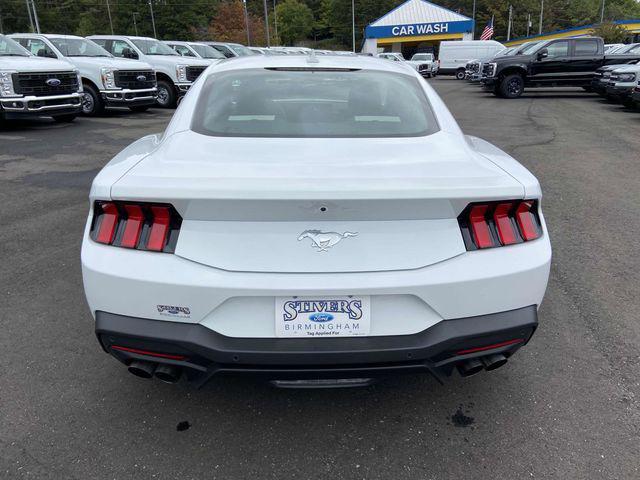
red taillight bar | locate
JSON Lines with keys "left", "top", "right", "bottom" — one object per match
{"left": 458, "top": 200, "right": 541, "bottom": 251}
{"left": 456, "top": 338, "right": 524, "bottom": 355}
{"left": 90, "top": 201, "right": 182, "bottom": 253}
{"left": 111, "top": 345, "right": 187, "bottom": 361}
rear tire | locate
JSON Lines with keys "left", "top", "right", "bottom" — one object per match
{"left": 129, "top": 105, "right": 150, "bottom": 113}
{"left": 52, "top": 114, "right": 77, "bottom": 123}
{"left": 455, "top": 69, "right": 466, "bottom": 80}
{"left": 499, "top": 73, "right": 524, "bottom": 98}
{"left": 156, "top": 80, "right": 177, "bottom": 108}
{"left": 81, "top": 84, "right": 104, "bottom": 116}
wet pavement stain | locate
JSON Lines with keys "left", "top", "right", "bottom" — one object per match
{"left": 176, "top": 421, "right": 191, "bottom": 432}
{"left": 450, "top": 405, "right": 475, "bottom": 428}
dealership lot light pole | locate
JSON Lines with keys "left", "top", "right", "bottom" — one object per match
{"left": 106, "top": 0, "right": 114, "bottom": 35}
{"left": 148, "top": 0, "right": 157, "bottom": 38}
{"left": 263, "top": 0, "right": 270, "bottom": 47}
{"left": 352, "top": 0, "right": 355, "bottom": 52}
{"left": 539, "top": 0, "right": 544, "bottom": 34}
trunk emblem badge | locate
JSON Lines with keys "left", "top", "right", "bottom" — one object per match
{"left": 298, "top": 230, "right": 358, "bottom": 252}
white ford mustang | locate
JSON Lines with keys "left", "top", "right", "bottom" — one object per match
{"left": 82, "top": 54, "right": 551, "bottom": 387}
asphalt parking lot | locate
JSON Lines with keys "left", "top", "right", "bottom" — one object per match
{"left": 2, "top": 78, "right": 639, "bottom": 479}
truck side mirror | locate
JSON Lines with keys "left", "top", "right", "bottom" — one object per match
{"left": 537, "top": 49, "right": 548, "bottom": 60}
{"left": 122, "top": 47, "right": 138, "bottom": 59}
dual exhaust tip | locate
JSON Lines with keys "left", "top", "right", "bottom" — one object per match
{"left": 457, "top": 353, "right": 508, "bottom": 377}
{"left": 128, "top": 361, "right": 182, "bottom": 384}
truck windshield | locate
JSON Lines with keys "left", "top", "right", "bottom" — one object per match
{"left": 518, "top": 42, "right": 544, "bottom": 55}
{"left": 192, "top": 68, "right": 439, "bottom": 138}
{"left": 190, "top": 43, "right": 225, "bottom": 59}
{"left": 131, "top": 39, "right": 178, "bottom": 56}
{"left": 412, "top": 54, "right": 433, "bottom": 61}
{"left": 0, "top": 35, "right": 30, "bottom": 56}
{"left": 50, "top": 37, "right": 111, "bottom": 57}
{"left": 228, "top": 44, "right": 253, "bottom": 56}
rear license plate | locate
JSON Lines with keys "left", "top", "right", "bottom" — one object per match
{"left": 275, "top": 296, "right": 371, "bottom": 338}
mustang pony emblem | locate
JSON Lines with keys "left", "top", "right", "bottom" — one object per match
{"left": 297, "top": 230, "right": 358, "bottom": 252}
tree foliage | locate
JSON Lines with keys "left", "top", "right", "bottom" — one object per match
{"left": 0, "top": 0, "right": 639, "bottom": 46}
{"left": 591, "top": 21, "right": 630, "bottom": 43}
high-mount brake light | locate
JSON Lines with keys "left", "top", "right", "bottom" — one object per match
{"left": 458, "top": 200, "right": 541, "bottom": 251}
{"left": 90, "top": 201, "right": 182, "bottom": 253}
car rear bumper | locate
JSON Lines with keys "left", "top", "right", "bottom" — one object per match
{"left": 0, "top": 93, "right": 82, "bottom": 115}
{"left": 101, "top": 88, "right": 158, "bottom": 107}
{"left": 96, "top": 305, "right": 538, "bottom": 384}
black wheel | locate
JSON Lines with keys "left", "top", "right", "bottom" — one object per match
{"left": 129, "top": 105, "right": 150, "bottom": 113}
{"left": 52, "top": 114, "right": 77, "bottom": 123}
{"left": 156, "top": 80, "right": 177, "bottom": 108}
{"left": 499, "top": 73, "right": 524, "bottom": 98}
{"left": 455, "top": 69, "right": 466, "bottom": 80}
{"left": 80, "top": 84, "right": 104, "bottom": 116}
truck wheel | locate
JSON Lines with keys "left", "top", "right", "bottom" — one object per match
{"left": 81, "top": 84, "right": 105, "bottom": 116}
{"left": 499, "top": 74, "right": 524, "bottom": 98}
{"left": 52, "top": 114, "right": 77, "bottom": 123}
{"left": 156, "top": 80, "right": 177, "bottom": 108}
{"left": 455, "top": 69, "right": 466, "bottom": 80}
{"left": 129, "top": 105, "right": 150, "bottom": 113}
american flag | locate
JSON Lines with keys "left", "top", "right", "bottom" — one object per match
{"left": 480, "top": 17, "right": 495, "bottom": 40}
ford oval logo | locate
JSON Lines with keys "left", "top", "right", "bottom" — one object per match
{"left": 309, "top": 313, "right": 334, "bottom": 323}
{"left": 136, "top": 75, "right": 147, "bottom": 82}
{"left": 46, "top": 78, "right": 61, "bottom": 87}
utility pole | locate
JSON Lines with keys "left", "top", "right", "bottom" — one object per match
{"left": 31, "top": 0, "right": 40, "bottom": 34}
{"left": 132, "top": 12, "right": 139, "bottom": 36}
{"left": 242, "top": 0, "right": 250, "bottom": 45}
{"left": 148, "top": 0, "right": 157, "bottom": 38}
{"left": 0, "top": 5, "right": 4, "bottom": 34}
{"left": 472, "top": 0, "right": 476, "bottom": 39}
{"left": 263, "top": 0, "right": 270, "bottom": 47}
{"left": 106, "top": 0, "right": 114, "bottom": 34}
{"left": 539, "top": 0, "right": 544, "bottom": 34}
{"left": 25, "top": 0, "right": 35, "bottom": 32}
{"left": 600, "top": 0, "right": 605, "bottom": 23}
{"left": 507, "top": 5, "right": 513, "bottom": 41}
{"left": 273, "top": 0, "right": 278, "bottom": 41}
{"left": 351, "top": 0, "right": 355, "bottom": 52}
{"left": 527, "top": 13, "right": 531, "bottom": 37}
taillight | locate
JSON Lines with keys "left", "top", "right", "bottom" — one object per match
{"left": 458, "top": 200, "right": 541, "bottom": 250}
{"left": 90, "top": 201, "right": 182, "bottom": 253}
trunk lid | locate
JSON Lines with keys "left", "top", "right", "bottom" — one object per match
{"left": 112, "top": 131, "right": 523, "bottom": 273}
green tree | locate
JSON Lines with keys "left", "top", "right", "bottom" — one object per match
{"left": 276, "top": 0, "right": 314, "bottom": 45}
{"left": 592, "top": 21, "right": 630, "bottom": 42}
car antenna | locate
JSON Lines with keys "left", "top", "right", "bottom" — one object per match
{"left": 306, "top": 50, "right": 319, "bottom": 64}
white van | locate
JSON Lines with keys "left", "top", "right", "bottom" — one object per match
{"left": 438, "top": 40, "right": 504, "bottom": 79}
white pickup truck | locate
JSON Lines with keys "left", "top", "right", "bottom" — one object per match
{"left": 88, "top": 35, "right": 211, "bottom": 108}
{"left": 0, "top": 34, "right": 82, "bottom": 123}
{"left": 10, "top": 34, "right": 157, "bottom": 115}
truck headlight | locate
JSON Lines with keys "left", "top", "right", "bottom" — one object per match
{"left": 75, "top": 70, "right": 84, "bottom": 93}
{"left": 176, "top": 64, "right": 188, "bottom": 82}
{"left": 0, "top": 70, "right": 19, "bottom": 97}
{"left": 486, "top": 63, "right": 497, "bottom": 77}
{"left": 618, "top": 73, "right": 637, "bottom": 83}
{"left": 101, "top": 67, "right": 117, "bottom": 89}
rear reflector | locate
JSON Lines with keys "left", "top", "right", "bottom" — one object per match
{"left": 91, "top": 201, "right": 182, "bottom": 253}
{"left": 458, "top": 200, "right": 541, "bottom": 250}
{"left": 456, "top": 338, "right": 524, "bottom": 355}
{"left": 111, "top": 345, "right": 187, "bottom": 361}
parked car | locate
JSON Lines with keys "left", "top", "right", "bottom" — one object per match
{"left": 202, "top": 42, "right": 254, "bottom": 58}
{"left": 481, "top": 36, "right": 640, "bottom": 98}
{"left": 406, "top": 52, "right": 438, "bottom": 77}
{"left": 605, "top": 64, "right": 640, "bottom": 106}
{"left": 591, "top": 60, "right": 639, "bottom": 94}
{"left": 88, "top": 35, "right": 210, "bottom": 108}
{"left": 9, "top": 34, "right": 157, "bottom": 115}
{"left": 0, "top": 34, "right": 81, "bottom": 123}
{"left": 377, "top": 52, "right": 404, "bottom": 61}
{"left": 164, "top": 41, "right": 226, "bottom": 62}
{"left": 439, "top": 40, "right": 505, "bottom": 79}
{"left": 82, "top": 54, "right": 551, "bottom": 387}
{"left": 604, "top": 43, "right": 625, "bottom": 53}
{"left": 631, "top": 84, "right": 640, "bottom": 108}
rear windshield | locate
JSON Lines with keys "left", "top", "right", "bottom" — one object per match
{"left": 191, "top": 68, "right": 439, "bottom": 138}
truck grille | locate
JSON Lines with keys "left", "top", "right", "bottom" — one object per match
{"left": 114, "top": 70, "right": 156, "bottom": 89}
{"left": 12, "top": 71, "right": 79, "bottom": 97}
{"left": 186, "top": 66, "right": 207, "bottom": 82}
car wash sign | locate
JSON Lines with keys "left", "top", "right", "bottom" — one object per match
{"left": 365, "top": 20, "right": 473, "bottom": 39}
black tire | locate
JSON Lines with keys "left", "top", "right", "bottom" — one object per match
{"left": 582, "top": 86, "right": 593, "bottom": 92}
{"left": 455, "top": 69, "right": 466, "bottom": 80}
{"left": 499, "top": 73, "right": 525, "bottom": 98}
{"left": 156, "top": 80, "right": 177, "bottom": 108}
{"left": 80, "top": 84, "right": 104, "bottom": 116}
{"left": 622, "top": 98, "right": 635, "bottom": 108}
{"left": 129, "top": 105, "right": 150, "bottom": 113}
{"left": 52, "top": 114, "right": 77, "bottom": 123}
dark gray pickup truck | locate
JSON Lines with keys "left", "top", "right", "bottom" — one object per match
{"left": 481, "top": 37, "right": 640, "bottom": 98}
